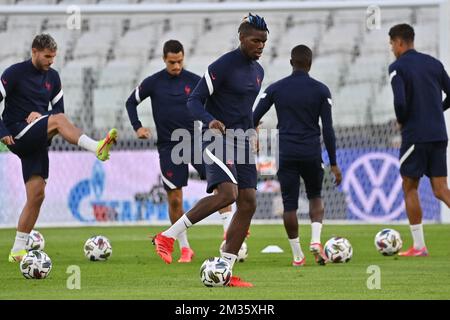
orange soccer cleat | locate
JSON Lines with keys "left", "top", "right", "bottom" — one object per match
{"left": 152, "top": 233, "right": 175, "bottom": 264}
{"left": 228, "top": 275, "right": 253, "bottom": 288}
{"left": 398, "top": 246, "right": 429, "bottom": 257}
{"left": 309, "top": 243, "right": 328, "bottom": 265}
{"left": 177, "top": 247, "right": 195, "bottom": 263}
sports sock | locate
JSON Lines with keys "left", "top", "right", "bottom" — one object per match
{"left": 12, "top": 231, "right": 28, "bottom": 252}
{"left": 410, "top": 223, "right": 426, "bottom": 249}
{"left": 177, "top": 230, "right": 190, "bottom": 249}
{"left": 221, "top": 211, "right": 233, "bottom": 232}
{"left": 221, "top": 251, "right": 238, "bottom": 269}
{"left": 77, "top": 134, "right": 98, "bottom": 153}
{"left": 288, "top": 237, "right": 304, "bottom": 262}
{"left": 311, "top": 222, "right": 323, "bottom": 244}
{"left": 162, "top": 215, "right": 192, "bottom": 239}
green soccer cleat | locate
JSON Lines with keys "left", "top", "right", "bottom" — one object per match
{"left": 8, "top": 249, "right": 27, "bottom": 263}
{"left": 96, "top": 128, "right": 118, "bottom": 161}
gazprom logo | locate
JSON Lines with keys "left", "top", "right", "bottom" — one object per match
{"left": 68, "top": 161, "right": 105, "bottom": 222}
{"left": 342, "top": 152, "right": 405, "bottom": 222}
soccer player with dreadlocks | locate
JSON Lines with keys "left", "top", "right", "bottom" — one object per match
{"left": 152, "top": 13, "right": 269, "bottom": 287}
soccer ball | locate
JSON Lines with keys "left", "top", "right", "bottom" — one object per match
{"left": 20, "top": 250, "right": 52, "bottom": 279}
{"left": 219, "top": 240, "right": 248, "bottom": 262}
{"left": 84, "top": 235, "right": 112, "bottom": 261}
{"left": 200, "top": 257, "right": 232, "bottom": 287}
{"left": 374, "top": 228, "right": 403, "bottom": 256}
{"left": 26, "top": 230, "right": 45, "bottom": 251}
{"left": 324, "top": 237, "right": 353, "bottom": 263}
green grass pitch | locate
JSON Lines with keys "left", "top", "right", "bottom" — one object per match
{"left": 1, "top": 225, "right": 449, "bottom": 300}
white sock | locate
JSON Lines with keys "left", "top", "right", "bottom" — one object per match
{"left": 221, "top": 211, "right": 233, "bottom": 232}
{"left": 162, "top": 215, "right": 192, "bottom": 239}
{"left": 311, "top": 222, "right": 323, "bottom": 244}
{"left": 77, "top": 134, "right": 98, "bottom": 153}
{"left": 288, "top": 237, "right": 304, "bottom": 262}
{"left": 221, "top": 251, "right": 238, "bottom": 269}
{"left": 410, "top": 223, "right": 426, "bottom": 249}
{"left": 177, "top": 230, "right": 190, "bottom": 249}
{"left": 12, "top": 231, "right": 29, "bottom": 252}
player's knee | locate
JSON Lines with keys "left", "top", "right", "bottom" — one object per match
{"left": 30, "top": 188, "right": 45, "bottom": 205}
{"left": 239, "top": 197, "right": 257, "bottom": 214}
{"left": 50, "top": 113, "right": 66, "bottom": 127}
{"left": 218, "top": 189, "right": 238, "bottom": 207}
{"left": 433, "top": 186, "right": 449, "bottom": 201}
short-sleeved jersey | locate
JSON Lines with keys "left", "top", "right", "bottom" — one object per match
{"left": 389, "top": 49, "right": 450, "bottom": 144}
{"left": 187, "top": 48, "right": 264, "bottom": 131}
{"left": 0, "top": 59, "right": 64, "bottom": 138}
{"left": 253, "top": 70, "right": 337, "bottom": 164}
{"left": 125, "top": 69, "right": 201, "bottom": 149}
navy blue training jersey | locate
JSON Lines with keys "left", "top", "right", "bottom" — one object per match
{"left": 389, "top": 49, "right": 450, "bottom": 144}
{"left": 187, "top": 48, "right": 264, "bottom": 131}
{"left": 253, "top": 70, "right": 337, "bottom": 165}
{"left": 0, "top": 59, "right": 64, "bottom": 138}
{"left": 125, "top": 69, "right": 201, "bottom": 149}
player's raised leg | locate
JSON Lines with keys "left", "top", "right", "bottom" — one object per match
{"left": 47, "top": 113, "right": 117, "bottom": 161}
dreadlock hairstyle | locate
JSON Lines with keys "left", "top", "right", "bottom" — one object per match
{"left": 238, "top": 13, "right": 269, "bottom": 35}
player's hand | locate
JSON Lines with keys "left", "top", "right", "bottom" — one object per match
{"left": 0, "top": 135, "right": 15, "bottom": 145}
{"left": 331, "top": 165, "right": 342, "bottom": 186}
{"left": 136, "top": 127, "right": 151, "bottom": 139}
{"left": 26, "top": 112, "right": 42, "bottom": 124}
{"left": 208, "top": 120, "right": 226, "bottom": 135}
{"left": 396, "top": 121, "right": 403, "bottom": 130}
{"left": 250, "top": 124, "right": 261, "bottom": 153}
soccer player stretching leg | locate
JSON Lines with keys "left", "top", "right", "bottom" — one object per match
{"left": 0, "top": 34, "right": 117, "bottom": 262}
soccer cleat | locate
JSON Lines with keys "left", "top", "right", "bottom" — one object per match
{"left": 292, "top": 257, "right": 306, "bottom": 267}
{"left": 8, "top": 249, "right": 27, "bottom": 263}
{"left": 178, "top": 247, "right": 194, "bottom": 263}
{"left": 398, "top": 246, "right": 429, "bottom": 257}
{"left": 228, "top": 275, "right": 253, "bottom": 287}
{"left": 152, "top": 233, "right": 175, "bottom": 264}
{"left": 310, "top": 243, "right": 328, "bottom": 265}
{"left": 96, "top": 128, "right": 118, "bottom": 161}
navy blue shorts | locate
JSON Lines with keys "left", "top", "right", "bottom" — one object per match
{"left": 277, "top": 157, "right": 324, "bottom": 211}
{"left": 400, "top": 141, "right": 447, "bottom": 178}
{"left": 7, "top": 116, "right": 50, "bottom": 183}
{"left": 159, "top": 143, "right": 206, "bottom": 191}
{"left": 202, "top": 139, "right": 257, "bottom": 193}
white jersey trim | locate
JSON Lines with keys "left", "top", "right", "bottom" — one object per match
{"left": 14, "top": 115, "right": 49, "bottom": 140}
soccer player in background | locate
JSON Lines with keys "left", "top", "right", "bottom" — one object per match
{"left": 0, "top": 34, "right": 117, "bottom": 262}
{"left": 388, "top": 24, "right": 450, "bottom": 256}
{"left": 152, "top": 14, "right": 268, "bottom": 287}
{"left": 125, "top": 40, "right": 233, "bottom": 263}
{"left": 253, "top": 45, "right": 342, "bottom": 266}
